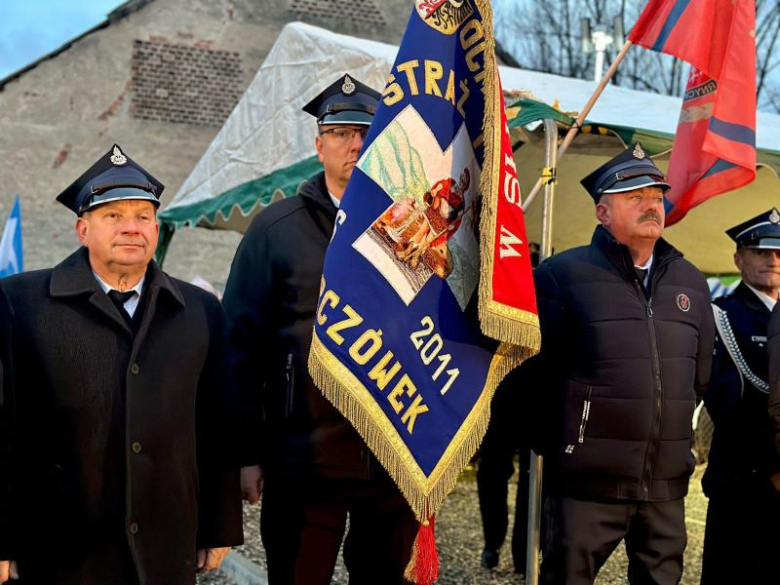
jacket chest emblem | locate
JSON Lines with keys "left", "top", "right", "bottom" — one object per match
{"left": 676, "top": 293, "right": 691, "bottom": 312}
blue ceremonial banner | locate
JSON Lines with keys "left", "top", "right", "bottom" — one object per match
{"left": 0, "top": 196, "right": 23, "bottom": 278}
{"left": 308, "top": 0, "right": 540, "bottom": 529}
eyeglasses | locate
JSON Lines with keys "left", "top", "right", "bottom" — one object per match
{"left": 319, "top": 127, "right": 369, "bottom": 143}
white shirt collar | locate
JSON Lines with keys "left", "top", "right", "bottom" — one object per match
{"left": 634, "top": 255, "right": 653, "bottom": 272}
{"left": 92, "top": 271, "right": 145, "bottom": 296}
{"left": 634, "top": 255, "right": 653, "bottom": 287}
{"left": 744, "top": 282, "right": 778, "bottom": 311}
{"left": 328, "top": 191, "right": 341, "bottom": 209}
{"left": 92, "top": 271, "right": 145, "bottom": 318}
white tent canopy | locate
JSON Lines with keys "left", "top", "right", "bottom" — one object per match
{"left": 160, "top": 22, "right": 780, "bottom": 272}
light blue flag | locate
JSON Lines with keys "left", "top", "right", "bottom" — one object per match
{"left": 0, "top": 195, "right": 23, "bottom": 277}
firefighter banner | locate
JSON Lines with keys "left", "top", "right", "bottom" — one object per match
{"left": 629, "top": 0, "right": 757, "bottom": 225}
{"left": 308, "top": 0, "right": 539, "bottom": 524}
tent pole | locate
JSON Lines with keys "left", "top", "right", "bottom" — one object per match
{"left": 526, "top": 117, "right": 559, "bottom": 585}
{"left": 522, "top": 40, "right": 634, "bottom": 213}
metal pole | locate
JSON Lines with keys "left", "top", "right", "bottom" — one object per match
{"left": 539, "top": 119, "right": 558, "bottom": 261}
{"left": 594, "top": 48, "right": 605, "bottom": 82}
{"left": 521, "top": 40, "right": 633, "bottom": 213}
{"left": 525, "top": 118, "right": 559, "bottom": 585}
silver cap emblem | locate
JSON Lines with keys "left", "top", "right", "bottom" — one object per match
{"left": 770, "top": 209, "right": 780, "bottom": 224}
{"left": 110, "top": 145, "right": 127, "bottom": 166}
{"left": 342, "top": 75, "right": 356, "bottom": 95}
{"left": 633, "top": 143, "right": 646, "bottom": 160}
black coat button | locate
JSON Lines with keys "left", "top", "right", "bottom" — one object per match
{"left": 130, "top": 363, "right": 139, "bottom": 375}
{"left": 132, "top": 442, "right": 142, "bottom": 454}
{"left": 129, "top": 522, "right": 139, "bottom": 535}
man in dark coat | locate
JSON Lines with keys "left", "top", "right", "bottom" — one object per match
{"left": 0, "top": 289, "right": 15, "bottom": 584}
{"left": 0, "top": 145, "right": 243, "bottom": 585}
{"left": 702, "top": 208, "right": 780, "bottom": 583}
{"left": 529, "top": 144, "right": 715, "bottom": 584}
{"left": 477, "top": 348, "right": 530, "bottom": 575}
{"left": 223, "top": 74, "right": 417, "bottom": 585}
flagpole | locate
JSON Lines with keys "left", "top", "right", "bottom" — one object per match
{"left": 525, "top": 118, "right": 560, "bottom": 585}
{"left": 521, "top": 40, "right": 633, "bottom": 213}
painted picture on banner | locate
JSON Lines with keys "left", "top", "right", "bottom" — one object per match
{"left": 353, "top": 105, "right": 480, "bottom": 309}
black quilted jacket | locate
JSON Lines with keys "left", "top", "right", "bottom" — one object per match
{"left": 529, "top": 225, "right": 715, "bottom": 501}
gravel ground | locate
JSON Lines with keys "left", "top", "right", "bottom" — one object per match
{"left": 198, "top": 465, "right": 708, "bottom": 584}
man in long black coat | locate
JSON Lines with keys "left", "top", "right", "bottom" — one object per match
{"left": 0, "top": 145, "right": 243, "bottom": 584}
{"left": 529, "top": 145, "right": 714, "bottom": 584}
{"left": 703, "top": 208, "right": 780, "bottom": 583}
{"left": 223, "top": 75, "right": 417, "bottom": 584}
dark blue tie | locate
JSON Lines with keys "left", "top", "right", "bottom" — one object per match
{"left": 634, "top": 268, "right": 649, "bottom": 298}
{"left": 108, "top": 290, "right": 135, "bottom": 323}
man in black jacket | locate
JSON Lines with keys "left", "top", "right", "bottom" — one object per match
{"left": 0, "top": 145, "right": 243, "bottom": 584}
{"left": 531, "top": 144, "right": 715, "bottom": 584}
{"left": 223, "top": 75, "right": 417, "bottom": 585}
{"left": 702, "top": 209, "right": 780, "bottom": 583}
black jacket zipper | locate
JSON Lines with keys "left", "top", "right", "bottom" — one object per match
{"left": 635, "top": 273, "right": 665, "bottom": 500}
{"left": 578, "top": 386, "right": 593, "bottom": 444}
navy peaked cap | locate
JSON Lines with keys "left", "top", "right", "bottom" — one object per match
{"left": 726, "top": 208, "right": 780, "bottom": 249}
{"left": 580, "top": 143, "right": 671, "bottom": 203}
{"left": 302, "top": 74, "right": 381, "bottom": 126}
{"left": 56, "top": 144, "right": 164, "bottom": 216}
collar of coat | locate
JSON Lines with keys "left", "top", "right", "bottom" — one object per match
{"left": 298, "top": 171, "right": 338, "bottom": 219}
{"left": 591, "top": 224, "right": 682, "bottom": 280}
{"left": 732, "top": 281, "right": 773, "bottom": 315}
{"left": 49, "top": 246, "right": 185, "bottom": 308}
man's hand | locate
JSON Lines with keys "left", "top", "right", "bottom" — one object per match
{"left": 240, "top": 465, "right": 264, "bottom": 504}
{"left": 770, "top": 471, "right": 780, "bottom": 492}
{"left": 0, "top": 561, "right": 19, "bottom": 582}
{"left": 196, "top": 547, "right": 230, "bottom": 572}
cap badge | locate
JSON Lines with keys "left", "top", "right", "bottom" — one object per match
{"left": 676, "top": 293, "right": 691, "bottom": 312}
{"left": 770, "top": 209, "right": 780, "bottom": 224}
{"left": 342, "top": 75, "right": 356, "bottom": 95}
{"left": 110, "top": 145, "right": 127, "bottom": 166}
{"left": 633, "top": 143, "right": 646, "bottom": 160}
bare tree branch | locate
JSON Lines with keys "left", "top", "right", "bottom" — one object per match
{"left": 494, "top": 0, "right": 780, "bottom": 113}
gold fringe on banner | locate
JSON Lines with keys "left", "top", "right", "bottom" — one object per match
{"left": 476, "top": 0, "right": 542, "bottom": 368}
{"left": 310, "top": 331, "right": 515, "bottom": 521}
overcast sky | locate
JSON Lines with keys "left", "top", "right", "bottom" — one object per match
{"left": 0, "top": 1, "right": 125, "bottom": 79}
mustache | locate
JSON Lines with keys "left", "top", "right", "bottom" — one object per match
{"left": 639, "top": 211, "right": 663, "bottom": 224}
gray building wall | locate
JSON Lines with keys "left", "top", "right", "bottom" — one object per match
{"left": 0, "top": 0, "right": 411, "bottom": 290}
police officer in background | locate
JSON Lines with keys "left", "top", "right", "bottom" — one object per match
{"left": 702, "top": 209, "right": 780, "bottom": 583}
{"left": 714, "top": 210, "right": 780, "bottom": 583}
{"left": 528, "top": 144, "right": 714, "bottom": 584}
{"left": 477, "top": 243, "right": 544, "bottom": 574}
{"left": 223, "top": 75, "right": 417, "bottom": 585}
{"left": 0, "top": 145, "right": 242, "bottom": 584}
{"left": 477, "top": 329, "right": 533, "bottom": 574}
{"left": 476, "top": 382, "right": 529, "bottom": 575}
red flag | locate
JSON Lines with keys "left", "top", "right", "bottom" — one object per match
{"left": 479, "top": 73, "right": 539, "bottom": 347}
{"left": 628, "top": 0, "right": 756, "bottom": 225}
